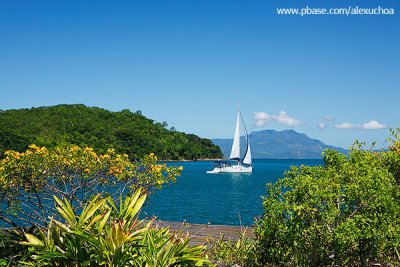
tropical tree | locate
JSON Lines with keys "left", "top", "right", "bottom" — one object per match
{"left": 0, "top": 145, "right": 181, "bottom": 229}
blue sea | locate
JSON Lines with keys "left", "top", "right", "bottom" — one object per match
{"left": 142, "top": 159, "right": 322, "bottom": 226}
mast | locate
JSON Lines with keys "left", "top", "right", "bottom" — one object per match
{"left": 229, "top": 110, "right": 241, "bottom": 160}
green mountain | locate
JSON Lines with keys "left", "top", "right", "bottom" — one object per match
{"left": 0, "top": 104, "right": 222, "bottom": 160}
{"left": 212, "top": 129, "right": 347, "bottom": 159}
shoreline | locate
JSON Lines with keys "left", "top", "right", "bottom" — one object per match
{"left": 2, "top": 220, "right": 254, "bottom": 246}
{"left": 150, "top": 220, "right": 254, "bottom": 246}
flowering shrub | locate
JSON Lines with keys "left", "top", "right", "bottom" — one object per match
{"left": 0, "top": 145, "right": 181, "bottom": 229}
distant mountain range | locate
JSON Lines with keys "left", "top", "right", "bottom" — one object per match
{"left": 212, "top": 129, "right": 347, "bottom": 159}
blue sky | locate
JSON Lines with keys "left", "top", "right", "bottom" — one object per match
{"left": 1, "top": 0, "right": 399, "bottom": 148}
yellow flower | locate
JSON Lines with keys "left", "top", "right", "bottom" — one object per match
{"left": 29, "top": 144, "right": 37, "bottom": 149}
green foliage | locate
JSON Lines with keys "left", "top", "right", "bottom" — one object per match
{"left": 0, "top": 145, "right": 181, "bottom": 229}
{"left": 254, "top": 134, "right": 400, "bottom": 266}
{"left": 0, "top": 229, "right": 32, "bottom": 265}
{"left": 0, "top": 104, "right": 222, "bottom": 160}
{"left": 383, "top": 128, "right": 400, "bottom": 183}
{"left": 135, "top": 227, "right": 211, "bottom": 266}
{"left": 206, "top": 228, "right": 257, "bottom": 267}
{"left": 19, "top": 188, "right": 212, "bottom": 266}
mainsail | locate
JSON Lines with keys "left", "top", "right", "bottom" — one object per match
{"left": 229, "top": 111, "right": 241, "bottom": 160}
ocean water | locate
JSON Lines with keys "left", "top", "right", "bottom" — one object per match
{"left": 142, "top": 159, "right": 322, "bottom": 226}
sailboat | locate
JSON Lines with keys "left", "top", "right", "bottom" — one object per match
{"left": 207, "top": 110, "right": 252, "bottom": 173}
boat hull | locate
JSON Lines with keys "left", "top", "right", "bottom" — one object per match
{"left": 207, "top": 165, "right": 252, "bottom": 174}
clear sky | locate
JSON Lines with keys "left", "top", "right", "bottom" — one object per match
{"left": 1, "top": 0, "right": 399, "bottom": 149}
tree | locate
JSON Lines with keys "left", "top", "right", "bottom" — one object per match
{"left": 0, "top": 145, "right": 181, "bottom": 230}
{"left": 255, "top": 136, "right": 400, "bottom": 266}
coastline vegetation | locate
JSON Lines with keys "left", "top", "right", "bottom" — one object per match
{"left": 0, "top": 104, "right": 222, "bottom": 160}
{"left": 19, "top": 189, "right": 211, "bottom": 266}
{"left": 1, "top": 129, "right": 400, "bottom": 266}
{"left": 0, "top": 145, "right": 212, "bottom": 266}
{"left": 209, "top": 129, "right": 400, "bottom": 266}
{"left": 253, "top": 137, "right": 400, "bottom": 266}
{"left": 0, "top": 145, "right": 180, "bottom": 230}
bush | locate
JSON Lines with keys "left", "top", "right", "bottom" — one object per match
{"left": 19, "top": 188, "right": 211, "bottom": 266}
{"left": 136, "top": 227, "right": 210, "bottom": 266}
{"left": 206, "top": 228, "right": 257, "bottom": 267}
{"left": 254, "top": 138, "right": 400, "bottom": 266}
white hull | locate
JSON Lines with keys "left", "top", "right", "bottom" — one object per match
{"left": 207, "top": 165, "right": 252, "bottom": 174}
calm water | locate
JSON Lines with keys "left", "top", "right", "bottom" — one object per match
{"left": 142, "top": 159, "right": 322, "bottom": 226}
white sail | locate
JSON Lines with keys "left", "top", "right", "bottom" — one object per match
{"left": 241, "top": 112, "right": 252, "bottom": 165}
{"left": 242, "top": 142, "right": 252, "bottom": 165}
{"left": 229, "top": 111, "right": 241, "bottom": 159}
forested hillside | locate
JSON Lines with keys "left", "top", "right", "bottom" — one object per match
{"left": 0, "top": 104, "right": 222, "bottom": 160}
